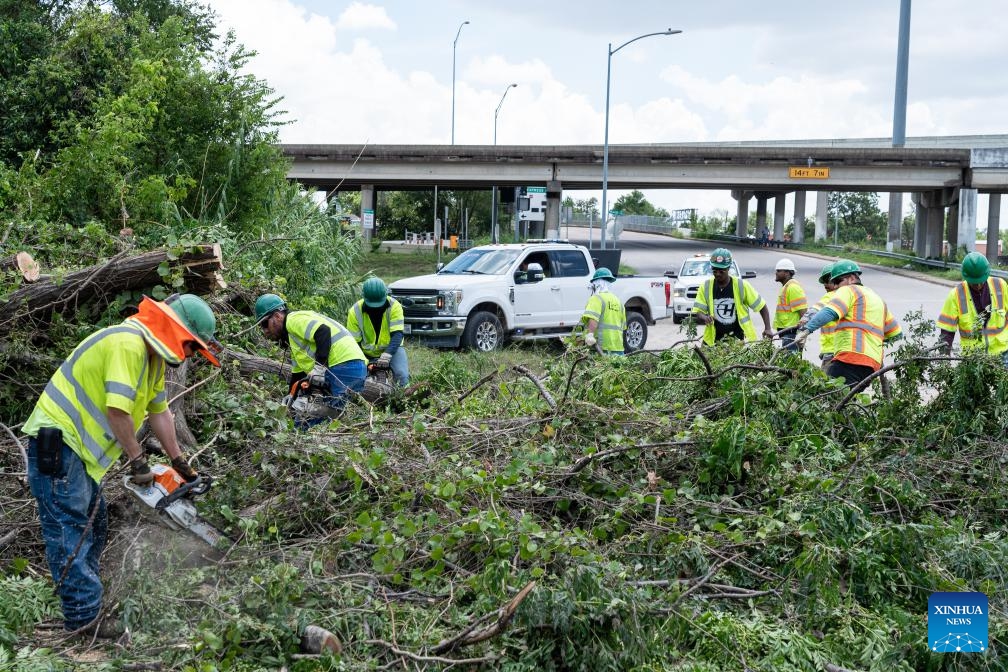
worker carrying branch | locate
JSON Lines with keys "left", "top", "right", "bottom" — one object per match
{"left": 936, "top": 252, "right": 1008, "bottom": 365}
{"left": 794, "top": 259, "right": 901, "bottom": 386}
{"left": 580, "top": 267, "right": 626, "bottom": 355}
{"left": 21, "top": 293, "right": 220, "bottom": 639}
{"left": 691, "top": 248, "right": 773, "bottom": 344}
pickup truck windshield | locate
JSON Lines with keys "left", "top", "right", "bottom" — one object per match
{"left": 680, "top": 259, "right": 741, "bottom": 277}
{"left": 439, "top": 249, "right": 521, "bottom": 275}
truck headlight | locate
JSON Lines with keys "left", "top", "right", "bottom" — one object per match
{"left": 437, "top": 289, "right": 463, "bottom": 314}
{"left": 673, "top": 287, "right": 685, "bottom": 298}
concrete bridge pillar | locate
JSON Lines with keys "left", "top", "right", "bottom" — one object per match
{"left": 755, "top": 196, "right": 768, "bottom": 238}
{"left": 988, "top": 194, "right": 1002, "bottom": 264}
{"left": 887, "top": 193, "right": 902, "bottom": 251}
{"left": 773, "top": 194, "right": 786, "bottom": 242}
{"left": 815, "top": 191, "right": 829, "bottom": 242}
{"left": 956, "top": 188, "right": 978, "bottom": 255}
{"left": 545, "top": 180, "right": 562, "bottom": 239}
{"left": 914, "top": 197, "right": 927, "bottom": 257}
{"left": 360, "top": 184, "right": 375, "bottom": 242}
{"left": 732, "top": 190, "right": 751, "bottom": 238}
{"left": 792, "top": 191, "right": 806, "bottom": 244}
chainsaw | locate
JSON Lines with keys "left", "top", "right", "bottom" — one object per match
{"left": 122, "top": 463, "right": 225, "bottom": 547}
{"left": 362, "top": 360, "right": 396, "bottom": 404}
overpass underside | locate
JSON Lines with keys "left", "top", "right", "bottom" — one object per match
{"left": 285, "top": 143, "right": 1008, "bottom": 261}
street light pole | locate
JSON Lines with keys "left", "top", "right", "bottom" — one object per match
{"left": 451, "top": 20, "right": 469, "bottom": 145}
{"left": 600, "top": 28, "right": 681, "bottom": 249}
{"left": 491, "top": 83, "right": 518, "bottom": 244}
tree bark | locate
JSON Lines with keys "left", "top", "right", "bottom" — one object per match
{"left": 0, "top": 251, "right": 40, "bottom": 282}
{"left": 0, "top": 244, "right": 224, "bottom": 337}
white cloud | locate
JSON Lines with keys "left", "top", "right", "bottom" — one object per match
{"left": 334, "top": 2, "right": 396, "bottom": 31}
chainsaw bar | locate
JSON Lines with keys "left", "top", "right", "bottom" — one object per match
{"left": 122, "top": 469, "right": 227, "bottom": 548}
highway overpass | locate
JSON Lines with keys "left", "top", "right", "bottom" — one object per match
{"left": 283, "top": 136, "right": 1008, "bottom": 261}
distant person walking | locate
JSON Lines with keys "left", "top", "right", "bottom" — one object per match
{"left": 772, "top": 258, "right": 807, "bottom": 351}
{"left": 692, "top": 248, "right": 773, "bottom": 345}
{"left": 936, "top": 252, "right": 1008, "bottom": 365}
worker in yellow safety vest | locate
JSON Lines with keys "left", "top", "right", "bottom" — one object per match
{"left": 255, "top": 294, "right": 367, "bottom": 419}
{"left": 692, "top": 248, "right": 773, "bottom": 345}
{"left": 21, "top": 293, "right": 220, "bottom": 638}
{"left": 772, "top": 258, "right": 807, "bottom": 351}
{"left": 795, "top": 259, "right": 901, "bottom": 386}
{"left": 580, "top": 267, "right": 627, "bottom": 355}
{"left": 347, "top": 277, "right": 409, "bottom": 385}
{"left": 797, "top": 263, "right": 840, "bottom": 370}
{"left": 936, "top": 252, "right": 1008, "bottom": 365}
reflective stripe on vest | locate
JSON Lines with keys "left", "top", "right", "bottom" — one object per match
{"left": 290, "top": 317, "right": 350, "bottom": 362}
{"left": 41, "top": 325, "right": 150, "bottom": 469}
{"left": 829, "top": 285, "right": 887, "bottom": 364}
{"left": 350, "top": 299, "right": 404, "bottom": 357}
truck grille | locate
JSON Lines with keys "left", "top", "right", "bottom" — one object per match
{"left": 391, "top": 290, "right": 439, "bottom": 318}
{"left": 686, "top": 286, "right": 698, "bottom": 299}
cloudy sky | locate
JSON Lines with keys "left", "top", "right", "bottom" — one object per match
{"left": 204, "top": 0, "right": 1008, "bottom": 219}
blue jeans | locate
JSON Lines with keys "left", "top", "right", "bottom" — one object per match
{"left": 369, "top": 349, "right": 410, "bottom": 386}
{"left": 26, "top": 436, "right": 107, "bottom": 630}
{"left": 324, "top": 358, "right": 367, "bottom": 404}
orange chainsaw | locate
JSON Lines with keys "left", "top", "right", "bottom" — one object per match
{"left": 123, "top": 464, "right": 225, "bottom": 547}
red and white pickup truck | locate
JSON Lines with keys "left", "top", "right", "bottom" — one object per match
{"left": 389, "top": 240, "right": 672, "bottom": 351}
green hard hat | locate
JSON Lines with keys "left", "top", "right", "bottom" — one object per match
{"left": 709, "top": 248, "right": 732, "bottom": 269}
{"left": 254, "top": 293, "right": 286, "bottom": 323}
{"left": 818, "top": 263, "right": 835, "bottom": 284}
{"left": 591, "top": 267, "right": 615, "bottom": 282}
{"left": 166, "top": 294, "right": 216, "bottom": 343}
{"left": 961, "top": 252, "right": 990, "bottom": 285}
{"left": 362, "top": 277, "right": 388, "bottom": 307}
{"left": 830, "top": 259, "right": 862, "bottom": 282}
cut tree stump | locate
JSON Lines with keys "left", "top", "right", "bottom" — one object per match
{"left": 0, "top": 251, "right": 40, "bottom": 282}
{"left": 300, "top": 625, "right": 341, "bottom": 654}
{"left": 0, "top": 244, "right": 224, "bottom": 337}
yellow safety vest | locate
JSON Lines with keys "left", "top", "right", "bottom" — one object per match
{"left": 936, "top": 278, "right": 1008, "bottom": 355}
{"left": 582, "top": 290, "right": 626, "bottom": 353}
{"left": 693, "top": 277, "right": 765, "bottom": 345}
{"left": 285, "top": 310, "right": 366, "bottom": 374}
{"left": 347, "top": 299, "right": 405, "bottom": 358}
{"left": 22, "top": 324, "right": 168, "bottom": 483}
{"left": 774, "top": 279, "right": 807, "bottom": 330}
{"left": 825, "top": 285, "right": 900, "bottom": 367}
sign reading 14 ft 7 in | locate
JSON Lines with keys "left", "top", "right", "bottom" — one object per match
{"left": 788, "top": 166, "right": 830, "bottom": 179}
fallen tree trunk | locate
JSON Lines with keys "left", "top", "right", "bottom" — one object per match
{"left": 0, "top": 251, "right": 40, "bottom": 282}
{"left": 222, "top": 347, "right": 288, "bottom": 380}
{"left": 0, "top": 244, "right": 224, "bottom": 337}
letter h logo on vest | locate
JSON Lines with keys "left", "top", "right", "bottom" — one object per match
{"left": 928, "top": 592, "right": 988, "bottom": 653}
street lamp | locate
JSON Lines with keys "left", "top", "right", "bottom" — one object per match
{"left": 451, "top": 20, "right": 470, "bottom": 145}
{"left": 600, "top": 28, "right": 681, "bottom": 249}
{"left": 491, "top": 83, "right": 518, "bottom": 244}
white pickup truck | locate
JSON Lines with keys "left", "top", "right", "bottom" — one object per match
{"left": 388, "top": 241, "right": 672, "bottom": 351}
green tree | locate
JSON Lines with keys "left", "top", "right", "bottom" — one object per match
{"left": 0, "top": 2, "right": 287, "bottom": 241}
{"left": 828, "top": 192, "right": 886, "bottom": 244}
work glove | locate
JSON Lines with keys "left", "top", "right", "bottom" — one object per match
{"left": 378, "top": 352, "right": 393, "bottom": 367}
{"left": 130, "top": 456, "right": 154, "bottom": 486}
{"left": 584, "top": 333, "right": 597, "bottom": 347}
{"left": 172, "top": 455, "right": 198, "bottom": 482}
{"left": 793, "top": 329, "right": 810, "bottom": 348}
{"left": 307, "top": 363, "right": 329, "bottom": 390}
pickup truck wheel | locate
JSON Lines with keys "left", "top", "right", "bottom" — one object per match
{"left": 624, "top": 311, "right": 647, "bottom": 352}
{"left": 672, "top": 313, "right": 683, "bottom": 325}
{"left": 462, "top": 311, "right": 504, "bottom": 351}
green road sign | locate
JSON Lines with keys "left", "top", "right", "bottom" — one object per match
{"left": 526, "top": 186, "right": 546, "bottom": 193}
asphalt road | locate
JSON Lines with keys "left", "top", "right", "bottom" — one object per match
{"left": 566, "top": 230, "right": 952, "bottom": 362}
